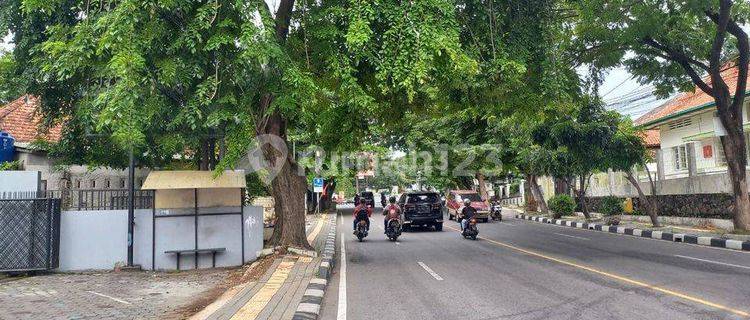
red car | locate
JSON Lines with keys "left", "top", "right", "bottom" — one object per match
{"left": 445, "top": 190, "right": 490, "bottom": 222}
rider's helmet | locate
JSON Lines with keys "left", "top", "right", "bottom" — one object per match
{"left": 463, "top": 198, "right": 471, "bottom": 206}
{"left": 389, "top": 196, "right": 397, "bottom": 203}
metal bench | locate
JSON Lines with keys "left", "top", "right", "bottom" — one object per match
{"left": 164, "top": 247, "right": 226, "bottom": 270}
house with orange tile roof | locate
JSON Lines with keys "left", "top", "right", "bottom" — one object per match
{"left": 635, "top": 64, "right": 750, "bottom": 180}
{"left": 0, "top": 95, "right": 62, "bottom": 146}
{"left": 0, "top": 95, "right": 148, "bottom": 192}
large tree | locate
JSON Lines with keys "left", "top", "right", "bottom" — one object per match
{"left": 575, "top": 0, "right": 750, "bottom": 230}
{"left": 3, "top": 0, "right": 475, "bottom": 248}
{"left": 607, "top": 119, "right": 661, "bottom": 226}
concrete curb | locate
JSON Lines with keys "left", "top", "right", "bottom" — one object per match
{"left": 293, "top": 213, "right": 337, "bottom": 320}
{"left": 515, "top": 214, "right": 750, "bottom": 252}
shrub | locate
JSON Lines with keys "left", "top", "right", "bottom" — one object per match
{"left": 599, "top": 196, "right": 623, "bottom": 216}
{"left": 548, "top": 194, "right": 576, "bottom": 219}
{"left": 0, "top": 160, "right": 23, "bottom": 171}
{"left": 599, "top": 196, "right": 623, "bottom": 225}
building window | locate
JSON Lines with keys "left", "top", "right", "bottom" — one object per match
{"left": 668, "top": 117, "right": 692, "bottom": 130}
{"left": 40, "top": 180, "right": 47, "bottom": 191}
{"left": 673, "top": 145, "right": 688, "bottom": 170}
{"left": 105, "top": 180, "right": 111, "bottom": 189}
{"left": 75, "top": 180, "right": 81, "bottom": 189}
{"left": 120, "top": 179, "right": 126, "bottom": 188}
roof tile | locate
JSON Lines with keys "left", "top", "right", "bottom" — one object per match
{"left": 0, "top": 95, "right": 62, "bottom": 143}
{"left": 635, "top": 64, "right": 748, "bottom": 127}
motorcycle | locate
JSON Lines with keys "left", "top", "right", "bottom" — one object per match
{"left": 490, "top": 202, "right": 503, "bottom": 221}
{"left": 461, "top": 217, "right": 479, "bottom": 240}
{"left": 385, "top": 218, "right": 402, "bottom": 241}
{"left": 355, "top": 219, "right": 369, "bottom": 241}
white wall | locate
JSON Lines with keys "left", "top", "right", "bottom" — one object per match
{"left": 57, "top": 206, "right": 264, "bottom": 271}
{"left": 12, "top": 149, "right": 149, "bottom": 191}
{"left": 657, "top": 111, "right": 726, "bottom": 177}
{"left": 58, "top": 210, "right": 129, "bottom": 270}
{"left": 0, "top": 171, "right": 39, "bottom": 193}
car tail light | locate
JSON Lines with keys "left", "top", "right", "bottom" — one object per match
{"left": 432, "top": 203, "right": 441, "bottom": 209}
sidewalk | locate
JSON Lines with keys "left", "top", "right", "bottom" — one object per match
{"left": 192, "top": 213, "right": 335, "bottom": 320}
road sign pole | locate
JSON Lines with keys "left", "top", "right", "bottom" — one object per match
{"left": 313, "top": 177, "right": 324, "bottom": 215}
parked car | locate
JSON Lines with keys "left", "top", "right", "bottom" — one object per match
{"left": 398, "top": 192, "right": 443, "bottom": 231}
{"left": 445, "top": 190, "right": 490, "bottom": 222}
{"left": 360, "top": 191, "right": 375, "bottom": 207}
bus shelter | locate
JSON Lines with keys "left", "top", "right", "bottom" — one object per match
{"left": 141, "top": 170, "right": 248, "bottom": 270}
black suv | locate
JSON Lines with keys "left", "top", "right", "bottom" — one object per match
{"left": 398, "top": 192, "right": 443, "bottom": 231}
{"left": 360, "top": 191, "right": 375, "bottom": 207}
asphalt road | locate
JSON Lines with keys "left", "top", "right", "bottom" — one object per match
{"left": 319, "top": 205, "right": 750, "bottom": 320}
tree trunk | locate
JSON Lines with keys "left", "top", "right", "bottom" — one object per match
{"left": 199, "top": 139, "right": 210, "bottom": 171}
{"left": 625, "top": 170, "right": 660, "bottom": 227}
{"left": 527, "top": 175, "right": 549, "bottom": 214}
{"left": 720, "top": 130, "right": 750, "bottom": 231}
{"left": 476, "top": 172, "right": 489, "bottom": 201}
{"left": 554, "top": 177, "right": 570, "bottom": 195}
{"left": 524, "top": 175, "right": 538, "bottom": 212}
{"left": 268, "top": 155, "right": 310, "bottom": 249}
{"left": 261, "top": 109, "right": 311, "bottom": 250}
{"left": 644, "top": 162, "right": 658, "bottom": 196}
{"left": 576, "top": 175, "right": 591, "bottom": 220}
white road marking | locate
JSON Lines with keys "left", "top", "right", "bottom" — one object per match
{"left": 553, "top": 233, "right": 590, "bottom": 241}
{"left": 337, "top": 215, "right": 348, "bottom": 320}
{"left": 674, "top": 255, "right": 750, "bottom": 270}
{"left": 86, "top": 291, "right": 131, "bottom": 305}
{"left": 417, "top": 261, "right": 444, "bottom": 281}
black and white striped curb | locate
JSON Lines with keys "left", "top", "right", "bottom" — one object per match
{"left": 293, "top": 213, "right": 337, "bottom": 320}
{"left": 516, "top": 214, "right": 750, "bottom": 252}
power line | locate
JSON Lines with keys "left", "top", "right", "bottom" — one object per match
{"left": 600, "top": 76, "right": 633, "bottom": 98}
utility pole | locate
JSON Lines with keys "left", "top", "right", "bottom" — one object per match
{"left": 127, "top": 148, "right": 135, "bottom": 267}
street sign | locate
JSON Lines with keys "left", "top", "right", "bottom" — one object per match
{"left": 313, "top": 177, "right": 324, "bottom": 193}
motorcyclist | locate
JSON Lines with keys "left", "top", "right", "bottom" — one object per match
{"left": 459, "top": 198, "right": 477, "bottom": 231}
{"left": 353, "top": 199, "right": 372, "bottom": 234}
{"left": 383, "top": 196, "right": 401, "bottom": 232}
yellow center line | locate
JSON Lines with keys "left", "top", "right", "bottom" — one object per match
{"left": 230, "top": 260, "right": 296, "bottom": 320}
{"left": 307, "top": 214, "right": 328, "bottom": 245}
{"left": 445, "top": 225, "right": 749, "bottom": 317}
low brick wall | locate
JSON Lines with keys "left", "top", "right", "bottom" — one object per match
{"left": 578, "top": 194, "right": 734, "bottom": 220}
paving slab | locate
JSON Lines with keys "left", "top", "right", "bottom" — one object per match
{"left": 201, "top": 213, "right": 333, "bottom": 320}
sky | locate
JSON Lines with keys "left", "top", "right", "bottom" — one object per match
{"left": 599, "top": 67, "right": 668, "bottom": 121}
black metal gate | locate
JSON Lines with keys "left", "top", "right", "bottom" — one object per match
{"left": 0, "top": 198, "right": 61, "bottom": 272}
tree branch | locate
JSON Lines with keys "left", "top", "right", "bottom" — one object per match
{"left": 705, "top": 1, "right": 731, "bottom": 73}
{"left": 274, "top": 0, "right": 296, "bottom": 41}
{"left": 642, "top": 37, "right": 713, "bottom": 96}
{"left": 726, "top": 18, "right": 749, "bottom": 111}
